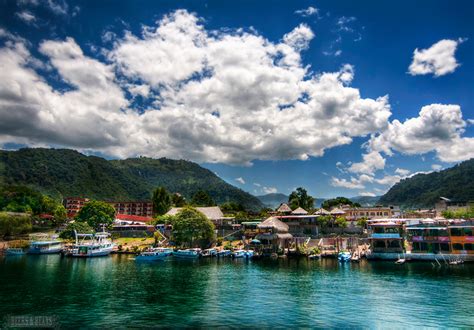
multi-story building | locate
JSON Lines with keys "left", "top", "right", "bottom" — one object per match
{"left": 343, "top": 205, "right": 400, "bottom": 221}
{"left": 108, "top": 201, "right": 153, "bottom": 217}
{"left": 435, "top": 197, "right": 473, "bottom": 217}
{"left": 64, "top": 197, "right": 90, "bottom": 218}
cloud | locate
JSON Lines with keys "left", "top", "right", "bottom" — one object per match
{"left": 431, "top": 164, "right": 442, "bottom": 171}
{"left": 263, "top": 186, "right": 277, "bottom": 194}
{"left": 348, "top": 150, "right": 386, "bottom": 175}
{"left": 235, "top": 177, "right": 245, "bottom": 184}
{"left": 330, "top": 176, "right": 366, "bottom": 189}
{"left": 394, "top": 168, "right": 410, "bottom": 176}
{"left": 408, "top": 38, "right": 466, "bottom": 77}
{"left": 16, "top": 11, "right": 36, "bottom": 24}
{"left": 336, "top": 16, "right": 356, "bottom": 32}
{"left": 253, "top": 183, "right": 261, "bottom": 187}
{"left": 359, "top": 191, "right": 376, "bottom": 197}
{"left": 46, "top": 0, "right": 68, "bottom": 16}
{"left": 294, "top": 6, "right": 319, "bottom": 17}
{"left": 368, "top": 104, "right": 473, "bottom": 163}
{"left": 0, "top": 9, "right": 392, "bottom": 166}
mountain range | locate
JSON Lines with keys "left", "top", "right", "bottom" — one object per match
{"left": 0, "top": 148, "right": 264, "bottom": 210}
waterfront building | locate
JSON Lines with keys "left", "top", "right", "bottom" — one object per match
{"left": 108, "top": 201, "right": 153, "bottom": 217}
{"left": 112, "top": 214, "right": 155, "bottom": 237}
{"left": 449, "top": 222, "right": 474, "bottom": 255}
{"left": 435, "top": 197, "right": 474, "bottom": 217}
{"left": 343, "top": 205, "right": 400, "bottom": 221}
{"left": 314, "top": 208, "right": 330, "bottom": 216}
{"left": 367, "top": 222, "right": 404, "bottom": 259}
{"left": 255, "top": 217, "right": 293, "bottom": 256}
{"left": 276, "top": 203, "right": 292, "bottom": 214}
{"left": 64, "top": 197, "right": 90, "bottom": 218}
{"left": 166, "top": 206, "right": 234, "bottom": 236}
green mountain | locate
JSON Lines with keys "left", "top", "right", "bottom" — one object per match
{"left": 0, "top": 148, "right": 264, "bottom": 210}
{"left": 350, "top": 196, "right": 381, "bottom": 207}
{"left": 257, "top": 193, "right": 325, "bottom": 209}
{"left": 379, "top": 159, "right": 474, "bottom": 208}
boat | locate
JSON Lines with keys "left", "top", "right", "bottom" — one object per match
{"left": 173, "top": 248, "right": 201, "bottom": 259}
{"left": 217, "top": 249, "right": 232, "bottom": 257}
{"left": 69, "top": 231, "right": 115, "bottom": 257}
{"left": 5, "top": 248, "right": 26, "bottom": 256}
{"left": 395, "top": 253, "right": 406, "bottom": 264}
{"left": 136, "top": 248, "right": 171, "bottom": 262}
{"left": 308, "top": 254, "right": 321, "bottom": 260}
{"left": 232, "top": 250, "right": 254, "bottom": 259}
{"left": 351, "top": 254, "right": 360, "bottom": 263}
{"left": 28, "top": 240, "right": 62, "bottom": 254}
{"left": 201, "top": 248, "right": 217, "bottom": 257}
{"left": 338, "top": 251, "right": 351, "bottom": 262}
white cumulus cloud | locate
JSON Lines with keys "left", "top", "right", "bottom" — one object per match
{"left": 408, "top": 38, "right": 466, "bottom": 77}
{"left": 235, "top": 177, "right": 245, "bottom": 184}
{"left": 294, "top": 6, "right": 319, "bottom": 17}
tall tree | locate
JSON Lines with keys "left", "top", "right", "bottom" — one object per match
{"left": 322, "top": 197, "right": 360, "bottom": 210}
{"left": 171, "top": 206, "right": 215, "bottom": 248}
{"left": 172, "top": 193, "right": 186, "bottom": 207}
{"left": 288, "top": 187, "right": 315, "bottom": 210}
{"left": 191, "top": 190, "right": 215, "bottom": 207}
{"left": 75, "top": 200, "right": 115, "bottom": 229}
{"left": 152, "top": 187, "right": 172, "bottom": 215}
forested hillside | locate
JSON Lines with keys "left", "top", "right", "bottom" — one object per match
{"left": 0, "top": 148, "right": 263, "bottom": 210}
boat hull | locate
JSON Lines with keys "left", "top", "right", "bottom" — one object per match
{"left": 27, "top": 246, "right": 62, "bottom": 254}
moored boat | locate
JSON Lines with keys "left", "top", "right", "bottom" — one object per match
{"left": 338, "top": 251, "right": 351, "bottom": 262}
{"left": 136, "top": 248, "right": 171, "bottom": 262}
{"left": 173, "top": 248, "right": 201, "bottom": 259}
{"left": 217, "top": 249, "right": 231, "bottom": 257}
{"left": 201, "top": 248, "right": 217, "bottom": 257}
{"left": 232, "top": 250, "right": 254, "bottom": 259}
{"left": 6, "top": 248, "right": 26, "bottom": 256}
{"left": 69, "top": 231, "right": 115, "bottom": 257}
{"left": 28, "top": 240, "right": 62, "bottom": 254}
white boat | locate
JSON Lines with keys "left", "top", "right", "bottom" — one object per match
{"left": 338, "top": 251, "right": 351, "bottom": 262}
{"left": 69, "top": 231, "right": 115, "bottom": 258}
{"left": 6, "top": 248, "right": 26, "bottom": 256}
{"left": 201, "top": 248, "right": 217, "bottom": 257}
{"left": 232, "top": 250, "right": 254, "bottom": 259}
{"left": 173, "top": 248, "right": 201, "bottom": 259}
{"left": 136, "top": 248, "right": 171, "bottom": 262}
{"left": 28, "top": 240, "right": 62, "bottom": 254}
{"left": 217, "top": 249, "right": 231, "bottom": 257}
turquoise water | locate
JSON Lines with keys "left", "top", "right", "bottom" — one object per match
{"left": 0, "top": 255, "right": 473, "bottom": 328}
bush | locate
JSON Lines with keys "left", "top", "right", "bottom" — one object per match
{"left": 335, "top": 216, "right": 348, "bottom": 228}
{"left": 59, "top": 222, "right": 94, "bottom": 239}
{"left": 0, "top": 212, "right": 32, "bottom": 237}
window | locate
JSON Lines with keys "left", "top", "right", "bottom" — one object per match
{"left": 463, "top": 228, "right": 473, "bottom": 236}
{"left": 373, "top": 241, "right": 386, "bottom": 248}
{"left": 450, "top": 228, "right": 463, "bottom": 236}
{"left": 452, "top": 243, "right": 463, "bottom": 250}
{"left": 464, "top": 243, "right": 473, "bottom": 251}
{"left": 440, "top": 243, "right": 450, "bottom": 252}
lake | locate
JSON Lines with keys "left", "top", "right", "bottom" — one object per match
{"left": 0, "top": 255, "right": 473, "bottom": 328}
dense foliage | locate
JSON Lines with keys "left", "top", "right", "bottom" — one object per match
{"left": 442, "top": 207, "right": 474, "bottom": 219}
{"left": 0, "top": 185, "right": 66, "bottom": 225}
{"left": 0, "top": 212, "right": 32, "bottom": 237}
{"left": 379, "top": 159, "right": 474, "bottom": 207}
{"left": 191, "top": 190, "right": 215, "bottom": 207}
{"left": 59, "top": 221, "right": 94, "bottom": 239}
{"left": 75, "top": 200, "right": 116, "bottom": 229}
{"left": 0, "top": 148, "right": 263, "bottom": 210}
{"left": 322, "top": 197, "right": 360, "bottom": 210}
{"left": 168, "top": 206, "right": 215, "bottom": 248}
{"left": 152, "top": 187, "right": 172, "bottom": 215}
{"left": 288, "top": 187, "right": 315, "bottom": 210}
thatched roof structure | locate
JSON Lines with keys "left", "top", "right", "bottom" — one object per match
{"left": 257, "top": 216, "right": 289, "bottom": 233}
{"left": 330, "top": 207, "right": 346, "bottom": 215}
{"left": 166, "top": 207, "right": 224, "bottom": 220}
{"left": 314, "top": 208, "right": 330, "bottom": 215}
{"left": 276, "top": 203, "right": 292, "bottom": 213}
{"left": 291, "top": 207, "right": 308, "bottom": 215}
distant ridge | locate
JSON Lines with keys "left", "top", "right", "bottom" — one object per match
{"left": 257, "top": 193, "right": 325, "bottom": 209}
{"left": 379, "top": 158, "right": 474, "bottom": 208}
{"left": 0, "top": 148, "right": 264, "bottom": 210}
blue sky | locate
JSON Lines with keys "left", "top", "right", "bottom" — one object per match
{"left": 0, "top": 0, "right": 473, "bottom": 198}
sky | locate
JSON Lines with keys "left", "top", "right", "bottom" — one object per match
{"left": 0, "top": 0, "right": 473, "bottom": 198}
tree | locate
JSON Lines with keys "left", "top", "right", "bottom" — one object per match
{"left": 322, "top": 197, "right": 360, "bottom": 210}
{"left": 59, "top": 221, "right": 94, "bottom": 239}
{"left": 288, "top": 187, "right": 315, "bottom": 210}
{"left": 356, "top": 217, "right": 368, "bottom": 228}
{"left": 52, "top": 204, "right": 67, "bottom": 226}
{"left": 317, "top": 215, "right": 331, "bottom": 228}
{"left": 335, "top": 216, "right": 348, "bottom": 228}
{"left": 171, "top": 206, "right": 215, "bottom": 248}
{"left": 220, "top": 202, "right": 245, "bottom": 213}
{"left": 172, "top": 193, "right": 186, "bottom": 207}
{"left": 191, "top": 190, "right": 215, "bottom": 207}
{"left": 75, "top": 200, "right": 115, "bottom": 229}
{"left": 0, "top": 212, "right": 32, "bottom": 237}
{"left": 152, "top": 187, "right": 172, "bottom": 216}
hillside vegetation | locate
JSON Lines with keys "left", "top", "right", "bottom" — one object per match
{"left": 379, "top": 159, "right": 474, "bottom": 207}
{"left": 0, "top": 148, "right": 263, "bottom": 210}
